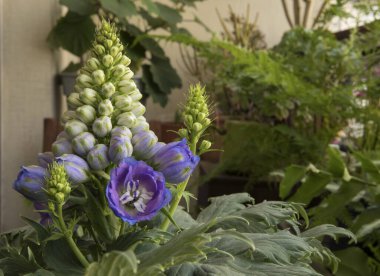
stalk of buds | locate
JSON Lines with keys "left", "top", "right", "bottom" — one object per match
{"left": 45, "top": 162, "right": 71, "bottom": 205}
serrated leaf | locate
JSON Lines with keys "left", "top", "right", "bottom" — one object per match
{"left": 47, "top": 12, "right": 95, "bottom": 56}
{"left": 156, "top": 3, "right": 182, "bottom": 25}
{"left": 21, "top": 217, "right": 50, "bottom": 243}
{"left": 85, "top": 250, "right": 138, "bottom": 276}
{"left": 301, "top": 224, "right": 356, "bottom": 242}
{"left": 100, "top": 0, "right": 137, "bottom": 18}
{"left": 59, "top": 0, "right": 97, "bottom": 15}
{"left": 167, "top": 262, "right": 245, "bottom": 276}
{"left": 279, "top": 165, "right": 307, "bottom": 199}
{"left": 356, "top": 219, "right": 380, "bottom": 240}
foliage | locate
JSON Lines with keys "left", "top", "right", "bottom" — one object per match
{"left": 48, "top": 0, "right": 203, "bottom": 106}
{"left": 0, "top": 194, "right": 354, "bottom": 275}
{"left": 280, "top": 147, "right": 380, "bottom": 275}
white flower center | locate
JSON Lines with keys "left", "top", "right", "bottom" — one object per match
{"left": 119, "top": 180, "right": 153, "bottom": 212}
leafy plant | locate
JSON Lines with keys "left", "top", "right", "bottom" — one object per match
{"left": 48, "top": 0, "right": 203, "bottom": 106}
{"left": 280, "top": 147, "right": 380, "bottom": 275}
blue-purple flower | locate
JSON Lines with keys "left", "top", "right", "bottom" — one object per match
{"left": 109, "top": 136, "right": 133, "bottom": 164}
{"left": 106, "top": 158, "right": 171, "bottom": 224}
{"left": 87, "top": 144, "right": 110, "bottom": 170}
{"left": 13, "top": 166, "right": 47, "bottom": 202}
{"left": 56, "top": 154, "right": 90, "bottom": 184}
{"left": 37, "top": 152, "right": 54, "bottom": 168}
{"left": 152, "top": 139, "right": 200, "bottom": 184}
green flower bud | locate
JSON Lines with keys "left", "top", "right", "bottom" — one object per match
{"left": 94, "top": 45, "right": 105, "bottom": 55}
{"left": 203, "top": 118, "right": 211, "bottom": 126}
{"left": 77, "top": 74, "right": 93, "bottom": 87}
{"left": 193, "top": 122, "right": 203, "bottom": 132}
{"left": 48, "top": 201, "right": 55, "bottom": 212}
{"left": 49, "top": 188, "right": 57, "bottom": 195}
{"left": 199, "top": 140, "right": 211, "bottom": 151}
{"left": 87, "top": 58, "right": 100, "bottom": 70}
{"left": 130, "top": 90, "right": 143, "bottom": 101}
{"left": 102, "top": 54, "right": 113, "bottom": 67}
{"left": 98, "top": 99, "right": 114, "bottom": 116}
{"left": 55, "top": 192, "right": 65, "bottom": 203}
{"left": 114, "top": 95, "right": 132, "bottom": 110}
{"left": 131, "top": 102, "right": 146, "bottom": 117}
{"left": 67, "top": 93, "right": 83, "bottom": 109}
{"left": 178, "top": 128, "right": 188, "bottom": 139}
{"left": 121, "top": 68, "right": 134, "bottom": 81}
{"left": 65, "top": 119, "right": 88, "bottom": 138}
{"left": 113, "top": 64, "right": 126, "bottom": 78}
{"left": 64, "top": 186, "right": 71, "bottom": 194}
{"left": 118, "top": 80, "right": 136, "bottom": 94}
{"left": 197, "top": 112, "right": 206, "bottom": 122}
{"left": 106, "top": 39, "right": 113, "bottom": 48}
{"left": 93, "top": 116, "right": 112, "bottom": 138}
{"left": 46, "top": 162, "right": 71, "bottom": 203}
{"left": 80, "top": 88, "right": 98, "bottom": 106}
{"left": 56, "top": 183, "right": 65, "bottom": 191}
{"left": 61, "top": 111, "right": 77, "bottom": 124}
{"left": 110, "top": 46, "right": 120, "bottom": 57}
{"left": 76, "top": 105, "right": 96, "bottom": 124}
{"left": 92, "top": 70, "right": 105, "bottom": 85}
{"left": 117, "top": 112, "right": 136, "bottom": 128}
{"left": 101, "top": 82, "right": 116, "bottom": 98}
{"left": 120, "top": 55, "right": 131, "bottom": 66}
{"left": 184, "top": 115, "right": 193, "bottom": 127}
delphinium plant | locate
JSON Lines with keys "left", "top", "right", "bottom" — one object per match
{"left": 1, "top": 21, "right": 354, "bottom": 275}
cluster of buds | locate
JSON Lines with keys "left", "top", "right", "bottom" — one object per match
{"left": 45, "top": 162, "right": 71, "bottom": 204}
{"left": 179, "top": 84, "right": 212, "bottom": 154}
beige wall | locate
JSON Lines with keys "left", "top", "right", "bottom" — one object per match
{"left": 0, "top": 0, "right": 58, "bottom": 231}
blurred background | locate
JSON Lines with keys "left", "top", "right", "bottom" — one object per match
{"left": 0, "top": 0, "right": 378, "bottom": 233}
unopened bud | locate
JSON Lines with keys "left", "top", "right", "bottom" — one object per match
{"left": 94, "top": 45, "right": 105, "bottom": 55}
{"left": 76, "top": 105, "right": 96, "bottom": 125}
{"left": 80, "top": 88, "right": 98, "bottom": 106}
{"left": 102, "top": 54, "right": 113, "bottom": 67}
{"left": 55, "top": 192, "right": 65, "bottom": 203}
{"left": 120, "top": 55, "right": 131, "bottom": 66}
{"left": 117, "top": 112, "right": 136, "bottom": 128}
{"left": 67, "top": 93, "right": 83, "bottom": 109}
{"left": 203, "top": 118, "right": 211, "bottom": 126}
{"left": 129, "top": 90, "right": 143, "bottom": 101}
{"left": 200, "top": 140, "right": 211, "bottom": 151}
{"left": 52, "top": 139, "right": 73, "bottom": 157}
{"left": 98, "top": 99, "right": 114, "bottom": 116}
{"left": 72, "top": 132, "right": 96, "bottom": 156}
{"left": 101, "top": 82, "right": 116, "bottom": 98}
{"left": 113, "top": 64, "right": 126, "bottom": 78}
{"left": 92, "top": 116, "right": 112, "bottom": 138}
{"left": 197, "top": 112, "right": 206, "bottom": 122}
{"left": 87, "top": 144, "right": 110, "bottom": 170}
{"left": 121, "top": 68, "right": 134, "bottom": 80}
{"left": 193, "top": 122, "right": 203, "bottom": 132}
{"left": 86, "top": 58, "right": 100, "bottom": 70}
{"left": 65, "top": 120, "right": 88, "bottom": 138}
{"left": 106, "top": 39, "right": 113, "bottom": 48}
{"left": 178, "top": 128, "right": 188, "bottom": 138}
{"left": 114, "top": 95, "right": 132, "bottom": 110}
{"left": 131, "top": 116, "right": 149, "bottom": 134}
{"left": 111, "top": 126, "right": 132, "bottom": 139}
{"left": 131, "top": 102, "right": 146, "bottom": 117}
{"left": 110, "top": 46, "right": 120, "bottom": 57}
{"left": 92, "top": 70, "right": 105, "bottom": 85}
{"left": 184, "top": 115, "right": 193, "bottom": 127}
{"left": 61, "top": 110, "right": 77, "bottom": 124}
{"left": 77, "top": 74, "right": 93, "bottom": 87}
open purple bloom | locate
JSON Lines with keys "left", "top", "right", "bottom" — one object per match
{"left": 152, "top": 138, "right": 200, "bottom": 184}
{"left": 106, "top": 158, "right": 171, "bottom": 225}
{"left": 13, "top": 166, "right": 47, "bottom": 202}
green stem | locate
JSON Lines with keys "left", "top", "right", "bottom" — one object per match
{"left": 119, "top": 220, "right": 126, "bottom": 236}
{"left": 57, "top": 204, "right": 90, "bottom": 268}
{"left": 91, "top": 174, "right": 107, "bottom": 210}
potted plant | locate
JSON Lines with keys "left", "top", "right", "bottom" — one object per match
{"left": 48, "top": 0, "right": 203, "bottom": 106}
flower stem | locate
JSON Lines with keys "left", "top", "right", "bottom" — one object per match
{"left": 119, "top": 220, "right": 126, "bottom": 236}
{"left": 57, "top": 204, "right": 90, "bottom": 268}
{"left": 91, "top": 174, "right": 107, "bottom": 210}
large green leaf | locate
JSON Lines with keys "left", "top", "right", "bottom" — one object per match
{"left": 43, "top": 238, "right": 84, "bottom": 276}
{"left": 301, "top": 224, "right": 356, "bottom": 242}
{"left": 100, "top": 0, "right": 137, "bottom": 18}
{"left": 279, "top": 165, "right": 307, "bottom": 199}
{"left": 327, "top": 147, "right": 349, "bottom": 179}
{"left": 47, "top": 11, "right": 95, "bottom": 56}
{"left": 59, "top": 0, "right": 97, "bottom": 15}
{"left": 85, "top": 250, "right": 138, "bottom": 276}
{"left": 354, "top": 152, "right": 380, "bottom": 182}
{"left": 150, "top": 55, "right": 182, "bottom": 94}
{"left": 142, "top": 64, "right": 168, "bottom": 106}
{"left": 141, "top": 0, "right": 159, "bottom": 14}
{"left": 289, "top": 168, "right": 332, "bottom": 205}
{"left": 167, "top": 262, "right": 245, "bottom": 276}
{"left": 335, "top": 247, "right": 377, "bottom": 276}
{"left": 156, "top": 3, "right": 182, "bottom": 25}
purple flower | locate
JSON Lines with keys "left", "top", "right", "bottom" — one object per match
{"left": 34, "top": 202, "right": 52, "bottom": 225}
{"left": 37, "top": 152, "right": 54, "bottom": 168}
{"left": 152, "top": 139, "right": 200, "bottom": 184}
{"left": 13, "top": 166, "right": 47, "bottom": 202}
{"left": 109, "top": 136, "right": 133, "bottom": 164}
{"left": 52, "top": 139, "right": 73, "bottom": 157}
{"left": 106, "top": 158, "right": 171, "bottom": 225}
{"left": 87, "top": 144, "right": 110, "bottom": 170}
{"left": 72, "top": 132, "right": 96, "bottom": 156}
{"left": 56, "top": 154, "right": 90, "bottom": 184}
{"left": 132, "top": 130, "right": 158, "bottom": 160}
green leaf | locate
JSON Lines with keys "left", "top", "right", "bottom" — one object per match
{"left": 167, "top": 262, "right": 245, "bottom": 276}
{"left": 354, "top": 152, "right": 380, "bottom": 182}
{"left": 47, "top": 12, "right": 95, "bottom": 56}
{"left": 85, "top": 250, "right": 138, "bottom": 276}
{"left": 356, "top": 219, "right": 380, "bottom": 240}
{"left": 141, "top": 64, "right": 168, "bottom": 106}
{"left": 279, "top": 165, "right": 307, "bottom": 199}
{"left": 0, "top": 255, "right": 40, "bottom": 275}
{"left": 301, "top": 224, "right": 356, "bottom": 242}
{"left": 150, "top": 55, "right": 182, "bottom": 94}
{"left": 156, "top": 3, "right": 182, "bottom": 25}
{"left": 59, "top": 0, "right": 97, "bottom": 15}
{"left": 350, "top": 207, "right": 380, "bottom": 233}
{"left": 100, "top": 0, "right": 137, "bottom": 18}
{"left": 25, "top": 269, "right": 55, "bottom": 276}
{"left": 21, "top": 217, "right": 50, "bottom": 243}
{"left": 327, "top": 147, "right": 348, "bottom": 178}
{"left": 335, "top": 247, "right": 377, "bottom": 276}
{"left": 197, "top": 193, "right": 253, "bottom": 223}
{"left": 139, "top": 37, "right": 165, "bottom": 58}
{"left": 84, "top": 188, "right": 115, "bottom": 243}
{"left": 43, "top": 238, "right": 84, "bottom": 275}
{"left": 142, "top": 0, "right": 159, "bottom": 14}
{"left": 289, "top": 168, "right": 332, "bottom": 205}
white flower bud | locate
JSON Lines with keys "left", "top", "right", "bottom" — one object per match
{"left": 131, "top": 116, "right": 149, "bottom": 134}
{"left": 110, "top": 46, "right": 119, "bottom": 57}
{"left": 65, "top": 120, "right": 88, "bottom": 138}
{"left": 92, "top": 70, "right": 105, "bottom": 85}
{"left": 113, "top": 65, "right": 126, "bottom": 78}
{"left": 80, "top": 88, "right": 98, "bottom": 106}
{"left": 101, "top": 82, "right": 116, "bottom": 98}
{"left": 131, "top": 102, "right": 146, "bottom": 117}
{"left": 114, "top": 95, "right": 132, "bottom": 110}
{"left": 77, "top": 74, "right": 93, "bottom": 87}
{"left": 94, "top": 45, "right": 105, "bottom": 55}
{"left": 92, "top": 116, "right": 112, "bottom": 138}
{"left": 118, "top": 80, "right": 136, "bottom": 94}
{"left": 86, "top": 58, "right": 100, "bottom": 70}
{"left": 102, "top": 54, "right": 113, "bottom": 67}
{"left": 121, "top": 68, "right": 134, "bottom": 81}
{"left": 129, "top": 90, "right": 143, "bottom": 101}
{"left": 117, "top": 112, "right": 136, "bottom": 128}
{"left": 67, "top": 93, "right": 83, "bottom": 109}
{"left": 98, "top": 99, "right": 114, "bottom": 116}
{"left": 61, "top": 110, "right": 77, "bottom": 124}
{"left": 76, "top": 105, "right": 96, "bottom": 124}
{"left": 120, "top": 55, "right": 131, "bottom": 66}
